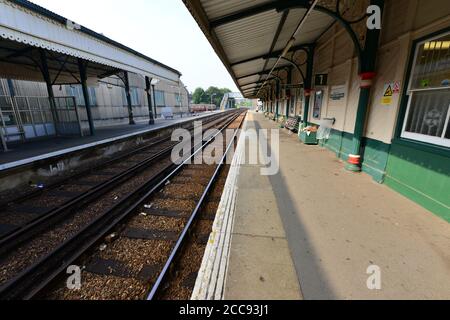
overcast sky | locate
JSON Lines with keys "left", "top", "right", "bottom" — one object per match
{"left": 30, "top": 0, "right": 238, "bottom": 92}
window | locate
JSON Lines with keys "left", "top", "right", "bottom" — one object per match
{"left": 312, "top": 90, "right": 323, "bottom": 119}
{"left": 401, "top": 31, "right": 450, "bottom": 147}
{"left": 155, "top": 90, "right": 165, "bottom": 106}
{"left": 130, "top": 88, "right": 140, "bottom": 106}
{"left": 175, "top": 93, "right": 181, "bottom": 106}
{"left": 67, "top": 86, "right": 97, "bottom": 106}
{"left": 121, "top": 88, "right": 141, "bottom": 106}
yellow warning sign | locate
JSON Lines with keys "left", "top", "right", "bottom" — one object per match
{"left": 381, "top": 83, "right": 393, "bottom": 105}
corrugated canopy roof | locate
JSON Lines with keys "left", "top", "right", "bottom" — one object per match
{"left": 0, "top": 0, "right": 182, "bottom": 85}
{"left": 184, "top": 0, "right": 336, "bottom": 98}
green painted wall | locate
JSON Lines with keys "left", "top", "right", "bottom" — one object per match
{"left": 385, "top": 141, "right": 450, "bottom": 222}
{"left": 314, "top": 128, "right": 449, "bottom": 222}
{"left": 319, "top": 129, "right": 389, "bottom": 181}
{"left": 361, "top": 138, "right": 391, "bottom": 183}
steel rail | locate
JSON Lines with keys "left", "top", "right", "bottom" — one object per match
{"left": 0, "top": 111, "right": 234, "bottom": 252}
{"left": 0, "top": 111, "right": 228, "bottom": 209}
{"left": 147, "top": 112, "right": 246, "bottom": 300}
{"left": 0, "top": 110, "right": 244, "bottom": 300}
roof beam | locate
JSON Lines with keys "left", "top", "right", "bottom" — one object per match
{"left": 231, "top": 43, "right": 312, "bottom": 67}
{"left": 240, "top": 78, "right": 277, "bottom": 88}
{"left": 209, "top": 0, "right": 310, "bottom": 28}
{"left": 237, "top": 66, "right": 288, "bottom": 81}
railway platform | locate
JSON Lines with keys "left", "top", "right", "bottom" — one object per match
{"left": 0, "top": 112, "right": 219, "bottom": 169}
{"left": 194, "top": 111, "right": 450, "bottom": 300}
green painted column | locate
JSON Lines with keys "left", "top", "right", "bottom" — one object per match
{"left": 275, "top": 80, "right": 280, "bottom": 120}
{"left": 346, "top": 0, "right": 384, "bottom": 172}
{"left": 300, "top": 46, "right": 314, "bottom": 131}
{"left": 286, "top": 67, "right": 292, "bottom": 118}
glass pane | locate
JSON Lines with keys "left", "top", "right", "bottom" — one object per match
{"left": 405, "top": 90, "right": 450, "bottom": 138}
{"left": 0, "top": 96, "right": 13, "bottom": 111}
{"left": 313, "top": 91, "right": 323, "bottom": 119}
{"left": 410, "top": 33, "right": 450, "bottom": 90}
{"left": 32, "top": 111, "right": 44, "bottom": 124}
{"left": 2, "top": 112, "right": 17, "bottom": 126}
{"left": 16, "top": 98, "right": 29, "bottom": 111}
{"left": 19, "top": 111, "right": 32, "bottom": 125}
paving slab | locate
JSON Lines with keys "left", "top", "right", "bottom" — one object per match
{"left": 194, "top": 111, "right": 450, "bottom": 300}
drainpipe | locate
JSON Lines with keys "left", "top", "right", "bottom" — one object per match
{"left": 346, "top": 0, "right": 384, "bottom": 172}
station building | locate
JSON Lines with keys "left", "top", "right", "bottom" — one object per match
{"left": 185, "top": 0, "right": 450, "bottom": 221}
{"left": 0, "top": 0, "right": 189, "bottom": 149}
{"left": 0, "top": 75, "right": 189, "bottom": 137}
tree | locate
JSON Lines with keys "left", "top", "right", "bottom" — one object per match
{"left": 206, "top": 87, "right": 232, "bottom": 108}
{"left": 192, "top": 87, "right": 207, "bottom": 104}
{"left": 192, "top": 86, "right": 233, "bottom": 108}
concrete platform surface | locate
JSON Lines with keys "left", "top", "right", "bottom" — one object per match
{"left": 0, "top": 112, "right": 218, "bottom": 169}
{"left": 224, "top": 112, "right": 450, "bottom": 300}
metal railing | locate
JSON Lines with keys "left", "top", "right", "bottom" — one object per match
{"left": 0, "top": 95, "right": 82, "bottom": 151}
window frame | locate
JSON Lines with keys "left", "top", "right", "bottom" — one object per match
{"left": 155, "top": 90, "right": 166, "bottom": 107}
{"left": 312, "top": 90, "right": 324, "bottom": 120}
{"left": 400, "top": 30, "right": 450, "bottom": 148}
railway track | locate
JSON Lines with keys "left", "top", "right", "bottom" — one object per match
{"left": 0, "top": 110, "right": 245, "bottom": 299}
{"left": 37, "top": 111, "right": 245, "bottom": 300}
{"left": 0, "top": 111, "right": 232, "bottom": 239}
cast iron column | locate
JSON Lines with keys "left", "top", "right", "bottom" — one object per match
{"left": 346, "top": 0, "right": 384, "bottom": 172}
{"left": 39, "top": 50, "right": 59, "bottom": 129}
{"left": 286, "top": 67, "right": 293, "bottom": 118}
{"left": 275, "top": 80, "right": 280, "bottom": 120}
{"left": 77, "top": 58, "right": 95, "bottom": 136}
{"left": 302, "top": 46, "right": 314, "bottom": 129}
{"left": 124, "top": 71, "right": 135, "bottom": 125}
{"left": 145, "top": 76, "right": 155, "bottom": 125}
{"left": 151, "top": 84, "right": 157, "bottom": 120}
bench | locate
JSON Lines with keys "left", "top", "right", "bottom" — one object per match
{"left": 284, "top": 116, "right": 301, "bottom": 132}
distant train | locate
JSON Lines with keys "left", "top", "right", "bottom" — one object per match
{"left": 190, "top": 104, "right": 217, "bottom": 113}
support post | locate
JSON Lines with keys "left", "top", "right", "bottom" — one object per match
{"left": 286, "top": 67, "right": 292, "bottom": 118}
{"left": 145, "top": 76, "right": 155, "bottom": 125}
{"left": 302, "top": 46, "right": 314, "bottom": 129}
{"left": 124, "top": 71, "right": 136, "bottom": 125}
{"left": 39, "top": 50, "right": 59, "bottom": 129}
{"left": 275, "top": 80, "right": 280, "bottom": 120}
{"left": 346, "top": 0, "right": 384, "bottom": 172}
{"left": 151, "top": 84, "right": 157, "bottom": 120}
{"left": 77, "top": 58, "right": 95, "bottom": 136}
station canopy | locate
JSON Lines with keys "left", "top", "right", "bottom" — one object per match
{"left": 0, "top": 0, "right": 181, "bottom": 85}
{"left": 184, "top": 0, "right": 368, "bottom": 98}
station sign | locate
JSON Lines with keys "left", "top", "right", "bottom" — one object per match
{"left": 315, "top": 74, "right": 328, "bottom": 86}
{"left": 381, "top": 81, "right": 400, "bottom": 106}
{"left": 330, "top": 85, "right": 346, "bottom": 101}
